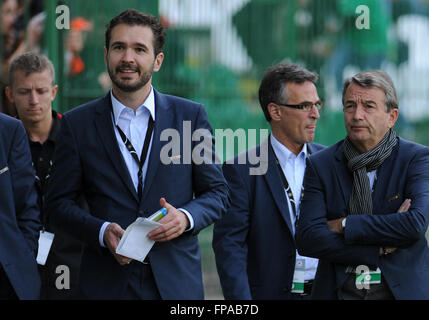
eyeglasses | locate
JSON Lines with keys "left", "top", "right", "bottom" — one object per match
{"left": 276, "top": 101, "right": 323, "bottom": 112}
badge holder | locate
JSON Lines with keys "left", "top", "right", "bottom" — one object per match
{"left": 291, "top": 258, "right": 305, "bottom": 294}
{"left": 355, "top": 267, "right": 381, "bottom": 286}
{"left": 37, "top": 230, "right": 55, "bottom": 265}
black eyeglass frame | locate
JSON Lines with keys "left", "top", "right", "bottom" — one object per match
{"left": 276, "top": 101, "right": 323, "bottom": 112}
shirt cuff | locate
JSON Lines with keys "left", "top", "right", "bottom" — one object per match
{"left": 99, "top": 221, "right": 110, "bottom": 247}
{"left": 178, "top": 208, "right": 194, "bottom": 231}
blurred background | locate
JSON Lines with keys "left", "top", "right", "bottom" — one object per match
{"left": 1, "top": 0, "right": 429, "bottom": 299}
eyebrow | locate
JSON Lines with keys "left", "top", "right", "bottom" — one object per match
{"left": 298, "top": 99, "right": 322, "bottom": 104}
{"left": 110, "top": 41, "right": 149, "bottom": 50}
{"left": 364, "top": 100, "right": 377, "bottom": 104}
{"left": 344, "top": 99, "right": 377, "bottom": 105}
{"left": 17, "top": 87, "right": 50, "bottom": 91}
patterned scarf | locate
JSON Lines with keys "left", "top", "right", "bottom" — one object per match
{"left": 344, "top": 129, "right": 397, "bottom": 215}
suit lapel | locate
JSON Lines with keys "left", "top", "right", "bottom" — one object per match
{"left": 141, "top": 90, "right": 174, "bottom": 202}
{"left": 307, "top": 143, "right": 321, "bottom": 157}
{"left": 94, "top": 93, "right": 138, "bottom": 202}
{"left": 263, "top": 137, "right": 295, "bottom": 236}
{"left": 333, "top": 142, "right": 353, "bottom": 206}
{"left": 371, "top": 140, "right": 400, "bottom": 212}
{"left": 264, "top": 140, "right": 323, "bottom": 237}
{"left": 307, "top": 142, "right": 317, "bottom": 155}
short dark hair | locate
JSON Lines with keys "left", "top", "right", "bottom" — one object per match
{"left": 258, "top": 62, "right": 318, "bottom": 121}
{"left": 105, "top": 9, "right": 166, "bottom": 57}
{"left": 342, "top": 70, "right": 398, "bottom": 112}
{"left": 8, "top": 52, "right": 55, "bottom": 87}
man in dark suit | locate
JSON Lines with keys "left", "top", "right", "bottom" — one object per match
{"left": 296, "top": 70, "right": 429, "bottom": 299}
{"left": 6, "top": 52, "right": 83, "bottom": 299}
{"left": 0, "top": 113, "right": 41, "bottom": 299}
{"left": 46, "top": 9, "right": 229, "bottom": 299}
{"left": 213, "top": 63, "right": 324, "bottom": 300}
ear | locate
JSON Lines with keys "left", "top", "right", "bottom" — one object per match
{"left": 104, "top": 47, "right": 108, "bottom": 66}
{"left": 5, "top": 86, "right": 14, "bottom": 104}
{"left": 388, "top": 108, "right": 399, "bottom": 128}
{"left": 153, "top": 52, "right": 164, "bottom": 73}
{"left": 267, "top": 103, "right": 282, "bottom": 122}
{"left": 51, "top": 85, "right": 59, "bottom": 101}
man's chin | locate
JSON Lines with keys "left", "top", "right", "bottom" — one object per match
{"left": 25, "top": 116, "right": 43, "bottom": 124}
{"left": 348, "top": 132, "right": 368, "bottom": 143}
{"left": 305, "top": 133, "right": 315, "bottom": 143}
{"left": 114, "top": 81, "right": 145, "bottom": 93}
{"left": 111, "top": 74, "right": 152, "bottom": 93}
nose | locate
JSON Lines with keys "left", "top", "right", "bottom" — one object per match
{"left": 351, "top": 105, "right": 365, "bottom": 121}
{"left": 310, "top": 105, "right": 320, "bottom": 119}
{"left": 121, "top": 48, "right": 135, "bottom": 63}
{"left": 29, "top": 90, "right": 39, "bottom": 105}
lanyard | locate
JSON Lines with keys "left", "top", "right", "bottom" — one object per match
{"left": 33, "top": 159, "right": 54, "bottom": 230}
{"left": 271, "top": 146, "right": 304, "bottom": 225}
{"left": 114, "top": 114, "right": 154, "bottom": 200}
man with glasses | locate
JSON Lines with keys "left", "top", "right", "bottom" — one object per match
{"left": 296, "top": 70, "right": 429, "bottom": 299}
{"left": 213, "top": 62, "right": 324, "bottom": 299}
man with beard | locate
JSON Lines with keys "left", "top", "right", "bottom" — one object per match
{"left": 45, "top": 9, "right": 229, "bottom": 299}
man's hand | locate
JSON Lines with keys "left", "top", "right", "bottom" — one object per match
{"left": 382, "top": 198, "right": 412, "bottom": 255}
{"left": 327, "top": 217, "right": 345, "bottom": 234}
{"left": 148, "top": 198, "right": 190, "bottom": 242}
{"left": 397, "top": 198, "right": 411, "bottom": 213}
{"left": 327, "top": 198, "right": 411, "bottom": 236}
{"left": 103, "top": 222, "right": 132, "bottom": 265}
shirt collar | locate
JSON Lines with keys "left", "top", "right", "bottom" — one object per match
{"left": 48, "top": 110, "right": 61, "bottom": 142}
{"left": 270, "top": 134, "right": 308, "bottom": 167}
{"left": 110, "top": 86, "right": 156, "bottom": 125}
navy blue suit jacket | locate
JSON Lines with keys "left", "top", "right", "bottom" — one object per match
{"left": 213, "top": 136, "right": 324, "bottom": 299}
{"left": 296, "top": 137, "right": 429, "bottom": 299}
{"left": 0, "top": 114, "right": 41, "bottom": 299}
{"left": 46, "top": 90, "right": 229, "bottom": 299}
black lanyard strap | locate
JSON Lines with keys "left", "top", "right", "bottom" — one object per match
{"left": 271, "top": 146, "right": 305, "bottom": 224}
{"left": 115, "top": 115, "right": 154, "bottom": 199}
{"left": 34, "top": 159, "right": 54, "bottom": 229}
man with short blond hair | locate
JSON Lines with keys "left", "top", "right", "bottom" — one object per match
{"left": 6, "top": 52, "right": 83, "bottom": 299}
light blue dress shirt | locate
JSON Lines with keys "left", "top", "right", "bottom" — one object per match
{"left": 271, "top": 134, "right": 318, "bottom": 281}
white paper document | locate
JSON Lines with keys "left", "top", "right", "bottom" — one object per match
{"left": 115, "top": 218, "right": 161, "bottom": 262}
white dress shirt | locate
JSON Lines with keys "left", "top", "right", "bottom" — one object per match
{"left": 368, "top": 170, "right": 376, "bottom": 190}
{"left": 98, "top": 87, "right": 194, "bottom": 247}
{"left": 112, "top": 88, "right": 155, "bottom": 191}
{"left": 271, "top": 135, "right": 318, "bottom": 281}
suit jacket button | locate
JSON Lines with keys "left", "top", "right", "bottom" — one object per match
{"left": 138, "top": 210, "right": 144, "bottom": 215}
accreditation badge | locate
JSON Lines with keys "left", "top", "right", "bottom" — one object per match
{"left": 355, "top": 267, "right": 381, "bottom": 286}
{"left": 36, "top": 230, "right": 55, "bottom": 265}
{"left": 291, "top": 258, "right": 305, "bottom": 293}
